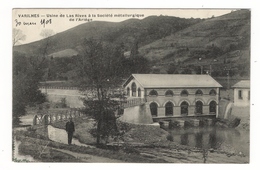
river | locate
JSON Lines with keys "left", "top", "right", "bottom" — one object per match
{"left": 167, "top": 126, "right": 249, "bottom": 156}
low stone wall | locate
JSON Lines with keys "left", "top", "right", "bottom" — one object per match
{"left": 119, "top": 103, "right": 153, "bottom": 124}
{"left": 47, "top": 125, "right": 68, "bottom": 144}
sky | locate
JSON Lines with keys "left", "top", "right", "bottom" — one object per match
{"left": 13, "top": 9, "right": 233, "bottom": 44}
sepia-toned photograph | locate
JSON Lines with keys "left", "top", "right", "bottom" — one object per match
{"left": 12, "top": 8, "right": 250, "bottom": 163}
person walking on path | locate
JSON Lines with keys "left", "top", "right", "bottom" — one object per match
{"left": 65, "top": 117, "right": 75, "bottom": 145}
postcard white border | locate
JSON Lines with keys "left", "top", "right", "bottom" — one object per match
{"left": 1, "top": 0, "right": 259, "bottom": 169}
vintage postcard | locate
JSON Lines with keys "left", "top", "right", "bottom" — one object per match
{"left": 12, "top": 8, "right": 250, "bottom": 163}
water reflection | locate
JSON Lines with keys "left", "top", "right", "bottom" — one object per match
{"left": 208, "top": 128, "right": 217, "bottom": 149}
{"left": 181, "top": 134, "right": 189, "bottom": 145}
{"left": 168, "top": 127, "right": 249, "bottom": 156}
{"left": 195, "top": 132, "right": 203, "bottom": 148}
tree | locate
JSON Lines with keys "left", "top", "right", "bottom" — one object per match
{"left": 37, "top": 29, "right": 57, "bottom": 82}
{"left": 13, "top": 51, "right": 46, "bottom": 125}
{"left": 13, "top": 30, "right": 55, "bottom": 125}
{"left": 167, "top": 63, "right": 179, "bottom": 74}
{"left": 130, "top": 39, "right": 139, "bottom": 58}
{"left": 76, "top": 38, "right": 124, "bottom": 145}
{"left": 39, "top": 29, "right": 55, "bottom": 56}
{"left": 40, "top": 29, "right": 55, "bottom": 38}
{"left": 181, "top": 68, "right": 192, "bottom": 74}
{"left": 12, "top": 28, "right": 26, "bottom": 46}
{"left": 127, "top": 39, "right": 150, "bottom": 74}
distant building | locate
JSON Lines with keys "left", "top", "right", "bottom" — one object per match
{"left": 121, "top": 74, "right": 222, "bottom": 123}
{"left": 232, "top": 80, "right": 250, "bottom": 107}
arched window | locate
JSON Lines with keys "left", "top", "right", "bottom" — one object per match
{"left": 127, "top": 87, "right": 130, "bottom": 96}
{"left": 195, "top": 89, "right": 203, "bottom": 96}
{"left": 150, "top": 102, "right": 158, "bottom": 117}
{"left": 165, "top": 90, "right": 174, "bottom": 97}
{"left": 209, "top": 89, "right": 216, "bottom": 96}
{"left": 195, "top": 101, "right": 203, "bottom": 114}
{"left": 165, "top": 102, "right": 173, "bottom": 116}
{"left": 131, "top": 83, "right": 136, "bottom": 97}
{"left": 149, "top": 90, "right": 158, "bottom": 96}
{"left": 181, "top": 90, "right": 189, "bottom": 97}
{"left": 181, "top": 101, "right": 189, "bottom": 115}
{"left": 209, "top": 101, "right": 217, "bottom": 114}
{"left": 138, "top": 88, "right": 141, "bottom": 97}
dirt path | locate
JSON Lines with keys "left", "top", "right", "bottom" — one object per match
{"left": 47, "top": 125, "right": 124, "bottom": 162}
{"left": 52, "top": 148, "right": 124, "bottom": 163}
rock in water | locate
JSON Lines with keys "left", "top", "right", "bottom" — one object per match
{"left": 215, "top": 116, "right": 241, "bottom": 128}
{"left": 228, "top": 117, "right": 241, "bottom": 128}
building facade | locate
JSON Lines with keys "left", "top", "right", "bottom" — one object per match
{"left": 122, "top": 74, "right": 222, "bottom": 122}
{"left": 232, "top": 80, "right": 250, "bottom": 107}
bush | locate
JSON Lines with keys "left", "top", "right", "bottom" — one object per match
{"left": 166, "top": 135, "right": 173, "bottom": 141}
{"left": 60, "top": 98, "right": 67, "bottom": 108}
{"left": 122, "top": 144, "right": 140, "bottom": 154}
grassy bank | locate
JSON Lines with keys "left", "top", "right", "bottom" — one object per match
{"left": 52, "top": 117, "right": 170, "bottom": 146}
{"left": 17, "top": 140, "right": 81, "bottom": 162}
{"left": 14, "top": 129, "right": 168, "bottom": 163}
{"left": 51, "top": 117, "right": 249, "bottom": 158}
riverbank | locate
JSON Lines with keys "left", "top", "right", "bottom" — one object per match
{"left": 232, "top": 106, "right": 250, "bottom": 131}
{"left": 13, "top": 112, "right": 249, "bottom": 163}
{"left": 48, "top": 117, "right": 249, "bottom": 163}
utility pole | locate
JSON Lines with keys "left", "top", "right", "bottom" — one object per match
{"left": 198, "top": 57, "right": 203, "bottom": 74}
{"left": 227, "top": 70, "right": 230, "bottom": 99}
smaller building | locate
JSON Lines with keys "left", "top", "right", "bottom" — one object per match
{"left": 232, "top": 80, "right": 250, "bottom": 107}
